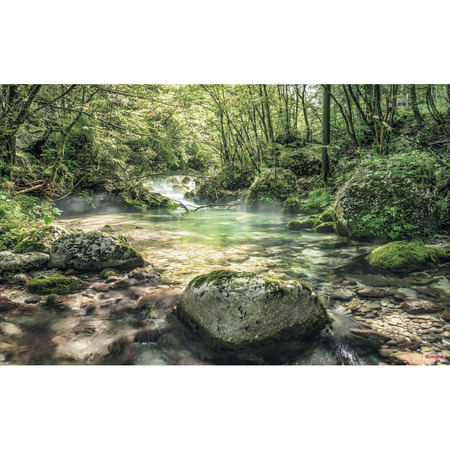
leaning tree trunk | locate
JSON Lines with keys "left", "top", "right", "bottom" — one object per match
{"left": 321, "top": 85, "right": 331, "bottom": 182}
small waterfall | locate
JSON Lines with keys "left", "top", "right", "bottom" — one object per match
{"left": 321, "top": 305, "right": 366, "bottom": 365}
{"left": 146, "top": 175, "right": 200, "bottom": 209}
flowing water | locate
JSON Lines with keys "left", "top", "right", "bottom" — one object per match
{"left": 2, "top": 176, "right": 448, "bottom": 365}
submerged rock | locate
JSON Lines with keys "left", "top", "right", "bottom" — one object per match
{"left": 0, "top": 251, "right": 49, "bottom": 274}
{"left": 399, "top": 299, "right": 445, "bottom": 314}
{"left": 176, "top": 270, "right": 331, "bottom": 350}
{"left": 366, "top": 241, "right": 447, "bottom": 273}
{"left": 48, "top": 231, "right": 144, "bottom": 271}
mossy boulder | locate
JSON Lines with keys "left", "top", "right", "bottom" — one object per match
{"left": 314, "top": 222, "right": 336, "bottom": 233}
{"left": 176, "top": 270, "right": 331, "bottom": 350}
{"left": 282, "top": 197, "right": 301, "bottom": 214}
{"left": 27, "top": 274, "right": 83, "bottom": 295}
{"left": 287, "top": 218, "right": 322, "bottom": 231}
{"left": 48, "top": 231, "right": 144, "bottom": 272}
{"left": 116, "top": 182, "right": 177, "bottom": 211}
{"left": 318, "top": 209, "right": 334, "bottom": 223}
{"left": 246, "top": 168, "right": 298, "bottom": 211}
{"left": 366, "top": 241, "right": 447, "bottom": 273}
{"left": 333, "top": 153, "right": 442, "bottom": 241}
{"left": 14, "top": 225, "right": 69, "bottom": 253}
{"left": 0, "top": 251, "right": 49, "bottom": 274}
{"left": 193, "top": 166, "right": 255, "bottom": 203}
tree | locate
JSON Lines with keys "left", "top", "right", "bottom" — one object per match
{"left": 321, "top": 84, "right": 331, "bottom": 181}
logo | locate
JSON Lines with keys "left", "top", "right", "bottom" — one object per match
{"left": 424, "top": 352, "right": 445, "bottom": 361}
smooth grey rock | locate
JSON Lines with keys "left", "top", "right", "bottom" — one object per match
{"left": 0, "top": 251, "right": 49, "bottom": 274}
{"left": 176, "top": 270, "right": 331, "bottom": 350}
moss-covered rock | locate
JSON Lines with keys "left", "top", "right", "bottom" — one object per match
{"left": 27, "top": 274, "right": 83, "bottom": 295}
{"left": 14, "top": 225, "right": 69, "bottom": 253}
{"left": 333, "top": 153, "right": 442, "bottom": 241}
{"left": 366, "top": 241, "right": 447, "bottom": 273}
{"left": 100, "top": 268, "right": 117, "bottom": 278}
{"left": 117, "top": 183, "right": 178, "bottom": 211}
{"left": 193, "top": 166, "right": 255, "bottom": 203}
{"left": 318, "top": 208, "right": 334, "bottom": 223}
{"left": 282, "top": 197, "right": 301, "bottom": 214}
{"left": 246, "top": 168, "right": 298, "bottom": 211}
{"left": 48, "top": 231, "right": 144, "bottom": 272}
{"left": 314, "top": 222, "right": 336, "bottom": 233}
{"left": 287, "top": 218, "right": 322, "bottom": 231}
{"left": 176, "top": 270, "right": 331, "bottom": 350}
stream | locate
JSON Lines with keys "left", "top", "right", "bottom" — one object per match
{"left": 1, "top": 176, "right": 449, "bottom": 365}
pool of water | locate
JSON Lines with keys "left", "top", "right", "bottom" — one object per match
{"left": 1, "top": 178, "right": 448, "bottom": 365}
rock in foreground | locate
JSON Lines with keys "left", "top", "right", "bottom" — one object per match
{"left": 48, "top": 231, "right": 144, "bottom": 271}
{"left": 176, "top": 270, "right": 331, "bottom": 350}
{"left": 0, "top": 251, "right": 49, "bottom": 274}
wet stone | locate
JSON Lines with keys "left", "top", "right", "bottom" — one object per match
{"left": 356, "top": 288, "right": 393, "bottom": 298}
{"left": 329, "top": 289, "right": 354, "bottom": 302}
{"left": 399, "top": 299, "right": 444, "bottom": 315}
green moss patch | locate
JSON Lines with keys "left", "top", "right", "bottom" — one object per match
{"left": 100, "top": 268, "right": 117, "bottom": 278}
{"left": 27, "top": 274, "right": 83, "bottom": 295}
{"left": 287, "top": 218, "right": 322, "bottom": 231}
{"left": 14, "top": 225, "right": 69, "bottom": 253}
{"left": 319, "top": 208, "right": 334, "bottom": 223}
{"left": 314, "top": 222, "right": 336, "bottom": 233}
{"left": 366, "top": 241, "right": 447, "bottom": 273}
{"left": 246, "top": 168, "right": 298, "bottom": 211}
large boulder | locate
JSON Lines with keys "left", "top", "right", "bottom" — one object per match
{"left": 176, "top": 270, "right": 331, "bottom": 350}
{"left": 333, "top": 153, "right": 442, "bottom": 241}
{"left": 246, "top": 168, "right": 298, "bottom": 211}
{"left": 0, "top": 251, "right": 49, "bottom": 274}
{"left": 48, "top": 231, "right": 144, "bottom": 271}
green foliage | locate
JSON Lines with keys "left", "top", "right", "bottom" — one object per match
{"left": 195, "top": 166, "right": 256, "bottom": 203}
{"left": 0, "top": 191, "right": 61, "bottom": 251}
{"left": 14, "top": 224, "right": 68, "bottom": 253}
{"left": 366, "top": 241, "right": 447, "bottom": 273}
{"left": 27, "top": 274, "right": 83, "bottom": 295}
{"left": 298, "top": 188, "right": 335, "bottom": 214}
{"left": 282, "top": 197, "right": 302, "bottom": 214}
{"left": 246, "top": 168, "right": 298, "bottom": 211}
{"left": 318, "top": 208, "right": 334, "bottom": 222}
{"left": 334, "top": 151, "right": 443, "bottom": 241}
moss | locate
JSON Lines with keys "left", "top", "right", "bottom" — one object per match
{"left": 287, "top": 218, "right": 322, "bottom": 231}
{"left": 188, "top": 270, "right": 255, "bottom": 289}
{"left": 102, "top": 224, "right": 113, "bottom": 232}
{"left": 117, "top": 183, "right": 177, "bottom": 211}
{"left": 282, "top": 197, "right": 301, "bottom": 214}
{"left": 318, "top": 208, "right": 334, "bottom": 223}
{"left": 100, "top": 268, "right": 116, "bottom": 278}
{"left": 366, "top": 241, "right": 447, "bottom": 273}
{"left": 246, "top": 168, "right": 298, "bottom": 211}
{"left": 112, "top": 279, "right": 131, "bottom": 289}
{"left": 304, "top": 301, "right": 333, "bottom": 337}
{"left": 14, "top": 225, "right": 68, "bottom": 253}
{"left": 27, "top": 274, "right": 83, "bottom": 295}
{"left": 314, "top": 222, "right": 337, "bottom": 233}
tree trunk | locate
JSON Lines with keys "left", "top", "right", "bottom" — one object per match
{"left": 409, "top": 84, "right": 423, "bottom": 123}
{"left": 321, "top": 85, "right": 331, "bottom": 182}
